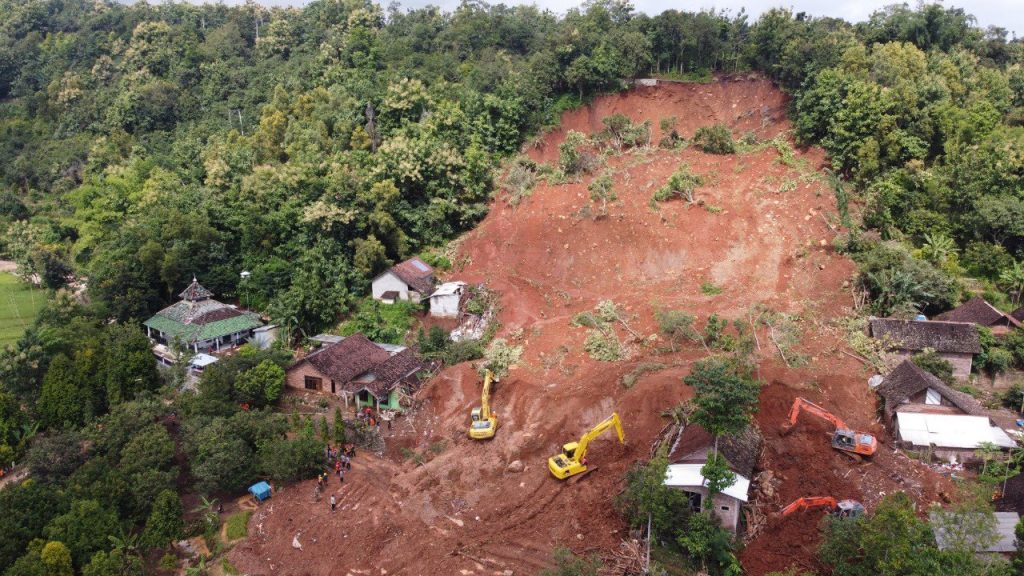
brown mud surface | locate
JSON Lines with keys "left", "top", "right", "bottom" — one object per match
{"left": 228, "top": 76, "right": 951, "bottom": 576}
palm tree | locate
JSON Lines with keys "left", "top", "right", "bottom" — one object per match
{"left": 1000, "top": 262, "right": 1024, "bottom": 306}
{"left": 107, "top": 526, "right": 142, "bottom": 558}
{"left": 192, "top": 496, "right": 219, "bottom": 527}
{"left": 921, "top": 233, "right": 957, "bottom": 266}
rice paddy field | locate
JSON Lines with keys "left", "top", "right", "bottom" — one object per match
{"left": 0, "top": 272, "right": 45, "bottom": 348}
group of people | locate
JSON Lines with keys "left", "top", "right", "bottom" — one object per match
{"left": 319, "top": 444, "right": 354, "bottom": 512}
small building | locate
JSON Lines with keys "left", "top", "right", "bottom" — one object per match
{"left": 664, "top": 424, "right": 762, "bottom": 534}
{"left": 876, "top": 360, "right": 985, "bottom": 422}
{"left": 869, "top": 318, "right": 981, "bottom": 379}
{"left": 251, "top": 325, "right": 280, "bottom": 350}
{"left": 427, "top": 281, "right": 466, "bottom": 318}
{"left": 188, "top": 353, "right": 219, "bottom": 374}
{"left": 371, "top": 258, "right": 434, "bottom": 303}
{"left": 935, "top": 297, "right": 1021, "bottom": 335}
{"left": 932, "top": 511, "right": 1020, "bottom": 554}
{"left": 285, "top": 333, "right": 423, "bottom": 412}
{"left": 878, "top": 360, "right": 1015, "bottom": 461}
{"left": 895, "top": 412, "right": 1015, "bottom": 462}
{"left": 143, "top": 278, "right": 263, "bottom": 354}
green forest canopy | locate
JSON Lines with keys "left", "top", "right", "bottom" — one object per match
{"left": 0, "top": 0, "right": 1020, "bottom": 335}
{"left": 2, "top": 0, "right": 1024, "bottom": 574}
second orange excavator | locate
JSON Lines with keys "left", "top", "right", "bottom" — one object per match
{"left": 779, "top": 496, "right": 864, "bottom": 519}
{"left": 781, "top": 397, "right": 877, "bottom": 459}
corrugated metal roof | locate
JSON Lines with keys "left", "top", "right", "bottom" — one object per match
{"left": 897, "top": 413, "right": 1016, "bottom": 449}
{"left": 932, "top": 511, "right": 1020, "bottom": 552}
{"left": 312, "top": 334, "right": 345, "bottom": 344}
{"left": 428, "top": 281, "right": 466, "bottom": 298}
{"left": 664, "top": 464, "right": 751, "bottom": 503}
{"left": 189, "top": 353, "right": 219, "bottom": 368}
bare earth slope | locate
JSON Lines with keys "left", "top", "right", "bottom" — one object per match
{"left": 228, "top": 77, "right": 949, "bottom": 576}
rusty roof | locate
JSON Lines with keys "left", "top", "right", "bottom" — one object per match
{"left": 343, "top": 348, "right": 422, "bottom": 398}
{"left": 388, "top": 258, "right": 434, "bottom": 294}
{"left": 669, "top": 423, "right": 763, "bottom": 478}
{"left": 299, "top": 333, "right": 390, "bottom": 385}
{"left": 935, "top": 297, "right": 1020, "bottom": 328}
{"left": 869, "top": 318, "right": 981, "bottom": 354}
{"left": 876, "top": 359, "right": 985, "bottom": 420}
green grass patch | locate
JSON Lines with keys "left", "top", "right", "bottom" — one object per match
{"left": 224, "top": 510, "right": 252, "bottom": 541}
{"left": 338, "top": 297, "right": 419, "bottom": 344}
{"left": 0, "top": 273, "right": 46, "bottom": 348}
{"left": 700, "top": 281, "right": 723, "bottom": 295}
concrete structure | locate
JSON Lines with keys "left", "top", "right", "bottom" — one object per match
{"left": 869, "top": 318, "right": 981, "bottom": 379}
{"left": 427, "top": 281, "right": 466, "bottom": 318}
{"left": 285, "top": 333, "right": 422, "bottom": 412}
{"left": 665, "top": 424, "right": 762, "bottom": 534}
{"left": 144, "top": 278, "right": 262, "bottom": 354}
{"left": 371, "top": 258, "right": 434, "bottom": 303}
{"left": 251, "top": 325, "right": 279, "bottom": 350}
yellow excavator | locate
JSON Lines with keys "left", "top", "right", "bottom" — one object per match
{"left": 468, "top": 370, "right": 498, "bottom": 439}
{"left": 548, "top": 412, "right": 625, "bottom": 480}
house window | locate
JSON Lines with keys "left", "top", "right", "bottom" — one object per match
{"left": 720, "top": 506, "right": 730, "bottom": 511}
{"left": 359, "top": 390, "right": 371, "bottom": 403}
{"left": 304, "top": 376, "right": 321, "bottom": 391}
{"left": 925, "top": 388, "right": 941, "bottom": 405}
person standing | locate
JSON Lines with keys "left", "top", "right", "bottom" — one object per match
{"left": 339, "top": 466, "right": 345, "bottom": 483}
{"left": 330, "top": 494, "right": 336, "bottom": 512}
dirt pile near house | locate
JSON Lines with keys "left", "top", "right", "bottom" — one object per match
{"left": 228, "top": 77, "right": 951, "bottom": 576}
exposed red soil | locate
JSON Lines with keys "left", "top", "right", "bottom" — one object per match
{"left": 227, "top": 77, "right": 952, "bottom": 576}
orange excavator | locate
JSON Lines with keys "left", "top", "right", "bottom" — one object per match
{"left": 781, "top": 398, "right": 877, "bottom": 459}
{"left": 780, "top": 496, "right": 864, "bottom": 519}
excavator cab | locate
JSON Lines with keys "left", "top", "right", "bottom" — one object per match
{"left": 549, "top": 442, "right": 585, "bottom": 478}
{"left": 468, "top": 371, "right": 498, "bottom": 440}
{"left": 834, "top": 500, "right": 865, "bottom": 519}
{"left": 831, "top": 429, "right": 877, "bottom": 457}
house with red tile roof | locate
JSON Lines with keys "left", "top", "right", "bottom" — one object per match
{"left": 285, "top": 333, "right": 423, "bottom": 412}
{"left": 371, "top": 257, "right": 435, "bottom": 304}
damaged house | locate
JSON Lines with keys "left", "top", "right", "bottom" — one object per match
{"left": 877, "top": 360, "right": 1015, "bottom": 462}
{"left": 664, "top": 424, "right": 763, "bottom": 534}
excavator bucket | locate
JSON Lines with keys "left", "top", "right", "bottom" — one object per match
{"left": 779, "top": 422, "right": 795, "bottom": 437}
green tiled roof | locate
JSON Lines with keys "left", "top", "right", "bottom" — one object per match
{"left": 145, "top": 309, "right": 262, "bottom": 343}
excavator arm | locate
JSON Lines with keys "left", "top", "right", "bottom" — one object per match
{"left": 786, "top": 398, "right": 849, "bottom": 430}
{"left": 548, "top": 412, "right": 625, "bottom": 479}
{"left": 779, "top": 496, "right": 865, "bottom": 519}
{"left": 780, "top": 496, "right": 837, "bottom": 517}
{"left": 572, "top": 413, "right": 625, "bottom": 464}
{"left": 480, "top": 370, "right": 493, "bottom": 420}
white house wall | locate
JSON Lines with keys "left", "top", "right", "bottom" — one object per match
{"left": 372, "top": 272, "right": 414, "bottom": 301}
{"left": 430, "top": 294, "right": 461, "bottom": 317}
